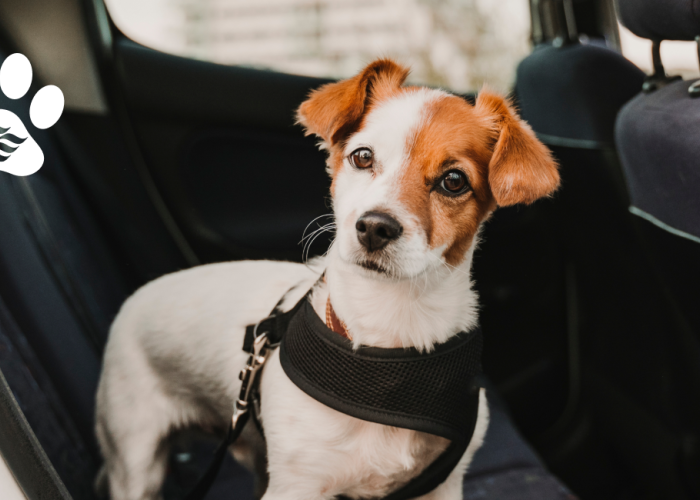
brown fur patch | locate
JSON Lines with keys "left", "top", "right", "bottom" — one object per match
{"left": 297, "top": 59, "right": 409, "bottom": 146}
{"left": 475, "top": 89, "right": 560, "bottom": 206}
{"left": 297, "top": 59, "right": 410, "bottom": 195}
{"left": 400, "top": 94, "right": 496, "bottom": 266}
{"left": 395, "top": 90, "right": 559, "bottom": 265}
{"left": 297, "top": 60, "right": 559, "bottom": 266}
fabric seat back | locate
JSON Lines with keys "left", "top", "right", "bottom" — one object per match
{"left": 615, "top": 1, "right": 700, "bottom": 496}
{"left": 0, "top": 49, "right": 132, "bottom": 499}
{"left": 615, "top": 0, "right": 700, "bottom": 335}
{"left": 513, "top": 33, "right": 700, "bottom": 498}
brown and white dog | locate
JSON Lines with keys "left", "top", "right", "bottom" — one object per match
{"left": 95, "top": 59, "right": 558, "bottom": 500}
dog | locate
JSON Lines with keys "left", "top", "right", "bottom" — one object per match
{"left": 95, "top": 58, "right": 559, "bottom": 500}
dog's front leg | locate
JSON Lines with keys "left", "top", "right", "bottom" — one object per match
{"left": 258, "top": 351, "right": 343, "bottom": 500}
{"left": 414, "top": 390, "right": 491, "bottom": 500}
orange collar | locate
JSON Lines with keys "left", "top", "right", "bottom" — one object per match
{"left": 325, "top": 298, "right": 352, "bottom": 340}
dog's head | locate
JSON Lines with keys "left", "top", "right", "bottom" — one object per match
{"left": 298, "top": 59, "right": 559, "bottom": 280}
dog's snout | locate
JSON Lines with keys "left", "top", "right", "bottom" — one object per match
{"left": 355, "top": 211, "right": 403, "bottom": 252}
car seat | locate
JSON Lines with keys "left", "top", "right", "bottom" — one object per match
{"left": 512, "top": 1, "right": 700, "bottom": 497}
{"left": 510, "top": 2, "right": 700, "bottom": 497}
{"left": 615, "top": 0, "right": 700, "bottom": 497}
{"left": 0, "top": 56, "right": 127, "bottom": 498}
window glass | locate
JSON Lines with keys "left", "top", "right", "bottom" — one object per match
{"left": 104, "top": 0, "right": 532, "bottom": 93}
{"left": 619, "top": 24, "right": 700, "bottom": 80}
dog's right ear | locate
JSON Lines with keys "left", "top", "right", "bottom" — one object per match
{"left": 297, "top": 59, "right": 409, "bottom": 146}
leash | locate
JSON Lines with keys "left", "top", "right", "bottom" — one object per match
{"left": 184, "top": 290, "right": 481, "bottom": 500}
{"left": 183, "top": 293, "right": 303, "bottom": 500}
{"left": 183, "top": 331, "right": 269, "bottom": 500}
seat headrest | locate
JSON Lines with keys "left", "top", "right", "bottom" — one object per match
{"left": 616, "top": 0, "right": 700, "bottom": 41}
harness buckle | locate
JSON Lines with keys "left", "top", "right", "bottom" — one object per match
{"left": 233, "top": 331, "right": 270, "bottom": 428}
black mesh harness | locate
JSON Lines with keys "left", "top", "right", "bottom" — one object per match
{"left": 185, "top": 289, "right": 483, "bottom": 500}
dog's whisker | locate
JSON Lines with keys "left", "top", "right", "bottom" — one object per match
{"left": 301, "top": 222, "right": 336, "bottom": 244}
{"left": 303, "top": 225, "right": 336, "bottom": 263}
{"left": 304, "top": 227, "right": 332, "bottom": 257}
{"left": 419, "top": 267, "right": 429, "bottom": 298}
{"left": 322, "top": 237, "right": 336, "bottom": 258}
{"left": 301, "top": 224, "right": 336, "bottom": 255}
{"left": 442, "top": 261, "right": 471, "bottom": 279}
{"left": 303, "top": 222, "right": 336, "bottom": 239}
{"left": 300, "top": 214, "right": 335, "bottom": 245}
{"left": 301, "top": 228, "right": 335, "bottom": 249}
{"left": 302, "top": 235, "right": 336, "bottom": 273}
{"left": 303, "top": 213, "right": 333, "bottom": 231}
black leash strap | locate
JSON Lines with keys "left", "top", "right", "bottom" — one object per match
{"left": 182, "top": 413, "right": 248, "bottom": 500}
{"left": 184, "top": 295, "right": 303, "bottom": 500}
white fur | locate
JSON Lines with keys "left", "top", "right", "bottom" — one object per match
{"left": 332, "top": 89, "right": 478, "bottom": 351}
{"left": 96, "top": 88, "right": 489, "bottom": 500}
{"left": 335, "top": 89, "right": 449, "bottom": 284}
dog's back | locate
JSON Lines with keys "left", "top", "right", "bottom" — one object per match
{"left": 95, "top": 260, "right": 317, "bottom": 500}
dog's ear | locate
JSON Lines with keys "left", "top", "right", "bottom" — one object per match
{"left": 297, "top": 59, "right": 409, "bottom": 145}
{"left": 475, "top": 89, "right": 559, "bottom": 206}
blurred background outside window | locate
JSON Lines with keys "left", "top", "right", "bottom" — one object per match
{"left": 104, "top": 0, "right": 531, "bottom": 93}
{"left": 619, "top": 24, "right": 700, "bottom": 80}
{"left": 105, "top": 0, "right": 700, "bottom": 93}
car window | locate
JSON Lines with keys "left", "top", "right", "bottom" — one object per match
{"left": 103, "top": 0, "right": 532, "bottom": 93}
{"left": 619, "top": 24, "right": 700, "bottom": 79}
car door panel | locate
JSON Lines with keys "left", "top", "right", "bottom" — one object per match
{"left": 114, "top": 38, "right": 333, "bottom": 262}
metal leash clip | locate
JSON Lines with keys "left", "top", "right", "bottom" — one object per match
{"left": 233, "top": 331, "right": 271, "bottom": 427}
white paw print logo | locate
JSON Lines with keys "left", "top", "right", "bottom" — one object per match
{"left": 0, "top": 53, "right": 64, "bottom": 176}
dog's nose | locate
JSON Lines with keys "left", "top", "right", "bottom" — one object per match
{"left": 355, "top": 211, "right": 403, "bottom": 252}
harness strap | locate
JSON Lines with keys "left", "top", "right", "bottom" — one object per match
{"left": 280, "top": 300, "right": 482, "bottom": 500}
{"left": 242, "top": 291, "right": 306, "bottom": 351}
{"left": 184, "top": 289, "right": 481, "bottom": 500}
{"left": 381, "top": 396, "right": 478, "bottom": 500}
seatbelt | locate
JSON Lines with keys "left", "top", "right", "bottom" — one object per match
{"left": 185, "top": 289, "right": 482, "bottom": 500}
{"left": 12, "top": 176, "right": 105, "bottom": 354}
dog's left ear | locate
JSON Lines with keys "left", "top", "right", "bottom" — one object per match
{"left": 297, "top": 59, "right": 409, "bottom": 145}
{"left": 476, "top": 89, "right": 559, "bottom": 206}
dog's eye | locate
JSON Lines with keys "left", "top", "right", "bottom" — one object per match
{"left": 350, "top": 148, "right": 373, "bottom": 169}
{"left": 439, "top": 170, "right": 470, "bottom": 196}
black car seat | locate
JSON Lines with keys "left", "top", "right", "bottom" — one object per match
{"left": 0, "top": 46, "right": 575, "bottom": 500}
{"left": 0, "top": 57, "right": 127, "bottom": 498}
{"left": 0, "top": 31, "right": 194, "bottom": 497}
{"left": 513, "top": 2, "right": 700, "bottom": 498}
{"left": 511, "top": 4, "right": 700, "bottom": 498}
{"left": 615, "top": 0, "right": 700, "bottom": 497}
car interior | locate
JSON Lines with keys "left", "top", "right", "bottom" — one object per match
{"left": 0, "top": 0, "right": 698, "bottom": 499}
